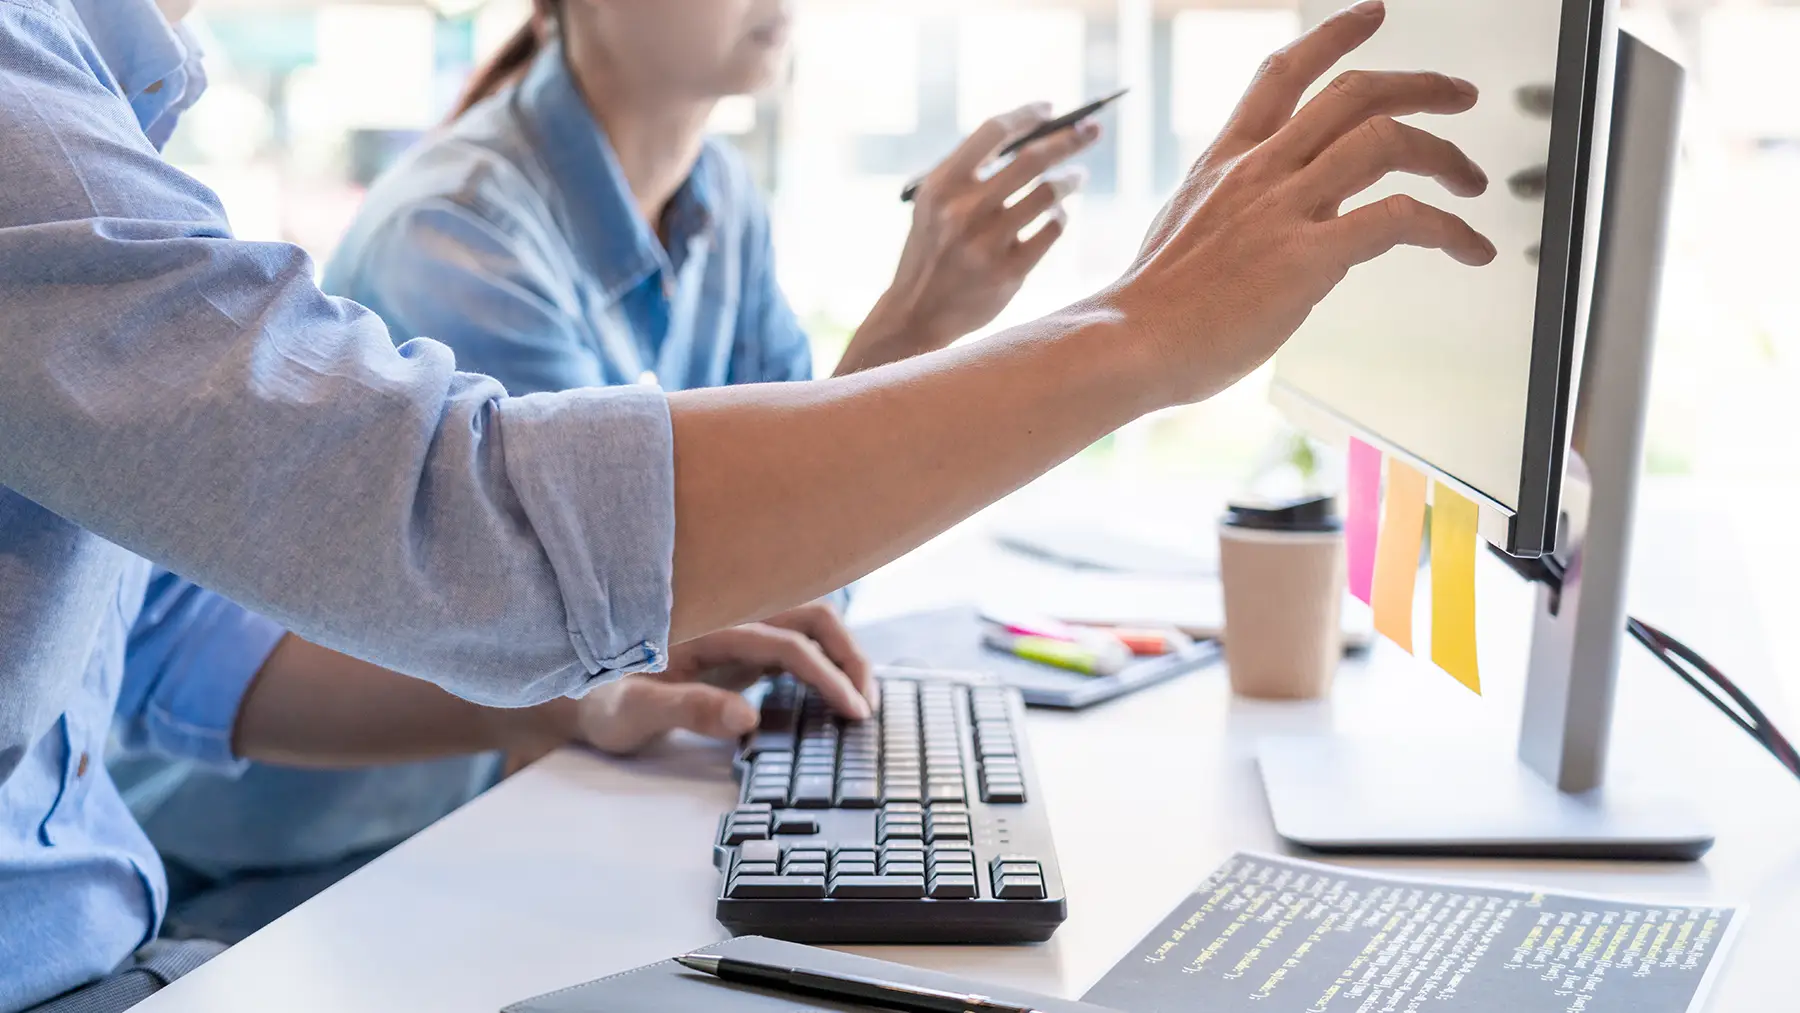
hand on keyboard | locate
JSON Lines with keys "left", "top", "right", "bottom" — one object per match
{"left": 574, "top": 601, "right": 875, "bottom": 755}
{"left": 714, "top": 671, "right": 1068, "bottom": 943}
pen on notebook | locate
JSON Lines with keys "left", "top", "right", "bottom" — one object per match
{"left": 900, "top": 87, "right": 1128, "bottom": 202}
{"left": 675, "top": 953, "right": 1046, "bottom": 1013}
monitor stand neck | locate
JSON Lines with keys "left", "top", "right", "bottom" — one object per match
{"left": 1256, "top": 32, "right": 1713, "bottom": 860}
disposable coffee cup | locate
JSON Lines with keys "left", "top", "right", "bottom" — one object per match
{"left": 1217, "top": 495, "right": 1345, "bottom": 700}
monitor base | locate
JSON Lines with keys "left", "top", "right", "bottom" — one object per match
{"left": 1257, "top": 735, "right": 1714, "bottom": 861}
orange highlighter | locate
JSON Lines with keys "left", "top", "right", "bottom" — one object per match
{"left": 1083, "top": 626, "right": 1193, "bottom": 657}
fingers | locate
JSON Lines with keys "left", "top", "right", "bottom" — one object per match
{"left": 1297, "top": 117, "right": 1487, "bottom": 211}
{"left": 981, "top": 119, "right": 1101, "bottom": 209}
{"left": 580, "top": 677, "right": 759, "bottom": 755}
{"left": 689, "top": 622, "right": 872, "bottom": 721}
{"left": 997, "top": 167, "right": 1084, "bottom": 237}
{"left": 1012, "top": 207, "right": 1068, "bottom": 274}
{"left": 1223, "top": 0, "right": 1387, "bottom": 145}
{"left": 1324, "top": 193, "right": 1496, "bottom": 268}
{"left": 1269, "top": 69, "right": 1478, "bottom": 168}
{"left": 763, "top": 601, "right": 876, "bottom": 711}
{"left": 937, "top": 102, "right": 1053, "bottom": 185}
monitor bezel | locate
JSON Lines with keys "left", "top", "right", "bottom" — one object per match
{"left": 1271, "top": 0, "right": 1618, "bottom": 559}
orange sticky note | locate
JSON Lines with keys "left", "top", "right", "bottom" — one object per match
{"left": 1370, "top": 459, "right": 1427, "bottom": 652}
{"left": 1430, "top": 482, "right": 1482, "bottom": 694}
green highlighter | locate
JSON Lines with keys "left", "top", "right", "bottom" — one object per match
{"left": 982, "top": 628, "right": 1130, "bottom": 677}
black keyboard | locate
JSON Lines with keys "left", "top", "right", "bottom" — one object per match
{"left": 711, "top": 669, "right": 1067, "bottom": 943}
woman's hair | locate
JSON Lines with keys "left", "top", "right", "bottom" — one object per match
{"left": 451, "top": 0, "right": 560, "bottom": 119}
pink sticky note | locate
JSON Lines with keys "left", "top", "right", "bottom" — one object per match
{"left": 1346, "top": 438, "right": 1381, "bottom": 604}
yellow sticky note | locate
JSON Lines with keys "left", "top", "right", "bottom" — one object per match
{"left": 1430, "top": 482, "right": 1481, "bottom": 694}
{"left": 1371, "top": 459, "right": 1427, "bottom": 652}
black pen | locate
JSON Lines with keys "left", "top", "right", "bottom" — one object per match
{"left": 900, "top": 87, "right": 1128, "bottom": 203}
{"left": 676, "top": 953, "right": 1045, "bottom": 1013}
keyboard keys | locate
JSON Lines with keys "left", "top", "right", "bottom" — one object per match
{"left": 745, "top": 750, "right": 793, "bottom": 804}
{"left": 831, "top": 848, "right": 878, "bottom": 878}
{"left": 881, "top": 783, "right": 922, "bottom": 805}
{"left": 836, "top": 779, "right": 879, "bottom": 808}
{"left": 744, "top": 730, "right": 795, "bottom": 759}
{"left": 928, "top": 875, "right": 979, "bottom": 899}
{"left": 721, "top": 804, "right": 773, "bottom": 845}
{"left": 878, "top": 823, "right": 922, "bottom": 843}
{"left": 877, "top": 805, "right": 924, "bottom": 842}
{"left": 728, "top": 876, "right": 827, "bottom": 899}
{"left": 737, "top": 839, "right": 781, "bottom": 865}
{"left": 772, "top": 813, "right": 820, "bottom": 835}
{"left": 723, "top": 825, "right": 768, "bottom": 845}
{"left": 969, "top": 688, "right": 1029, "bottom": 804}
{"left": 995, "top": 875, "right": 1047, "bottom": 900}
{"left": 928, "top": 846, "right": 977, "bottom": 892}
{"left": 746, "top": 781, "right": 789, "bottom": 805}
{"left": 790, "top": 775, "right": 835, "bottom": 808}
{"left": 989, "top": 856, "right": 1048, "bottom": 900}
{"left": 829, "top": 875, "right": 926, "bottom": 899}
{"left": 983, "top": 782, "right": 1027, "bottom": 805}
{"left": 720, "top": 675, "right": 1061, "bottom": 941}
{"left": 926, "top": 781, "right": 966, "bottom": 804}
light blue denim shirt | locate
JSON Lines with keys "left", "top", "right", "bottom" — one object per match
{"left": 0, "top": 4, "right": 676, "bottom": 1009}
{"left": 115, "top": 40, "right": 826, "bottom": 889}
{"left": 322, "top": 41, "right": 815, "bottom": 395}
{"left": 121, "top": 37, "right": 853, "bottom": 917}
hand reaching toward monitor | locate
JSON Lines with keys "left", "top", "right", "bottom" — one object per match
{"left": 1101, "top": 0, "right": 1495, "bottom": 407}
{"left": 571, "top": 601, "right": 874, "bottom": 756}
{"left": 834, "top": 103, "right": 1100, "bottom": 375}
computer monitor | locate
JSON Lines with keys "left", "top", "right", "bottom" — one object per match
{"left": 1274, "top": 0, "right": 1611, "bottom": 558}
{"left": 1257, "top": 2, "right": 1713, "bottom": 859}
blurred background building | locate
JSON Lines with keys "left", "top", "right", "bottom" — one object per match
{"left": 171, "top": 0, "right": 1799, "bottom": 489}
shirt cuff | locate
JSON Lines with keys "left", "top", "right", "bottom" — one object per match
{"left": 498, "top": 384, "right": 675, "bottom": 692}
{"left": 141, "top": 602, "right": 288, "bottom": 772}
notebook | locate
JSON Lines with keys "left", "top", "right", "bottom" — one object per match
{"left": 504, "top": 935, "right": 1120, "bottom": 1012}
{"left": 851, "top": 605, "right": 1220, "bottom": 709}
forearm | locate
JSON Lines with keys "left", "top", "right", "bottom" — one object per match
{"left": 670, "top": 298, "right": 1163, "bottom": 641}
{"left": 232, "top": 634, "right": 577, "bottom": 768}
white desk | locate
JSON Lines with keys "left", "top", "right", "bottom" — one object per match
{"left": 135, "top": 478, "right": 1800, "bottom": 1011}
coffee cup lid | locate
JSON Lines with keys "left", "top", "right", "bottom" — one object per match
{"left": 1223, "top": 494, "right": 1341, "bottom": 533}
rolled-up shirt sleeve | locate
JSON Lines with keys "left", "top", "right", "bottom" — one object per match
{"left": 114, "top": 570, "right": 287, "bottom": 770}
{"left": 0, "top": 9, "right": 672, "bottom": 707}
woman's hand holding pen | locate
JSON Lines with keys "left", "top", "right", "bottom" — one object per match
{"left": 1100, "top": 0, "right": 1495, "bottom": 407}
{"left": 658, "top": 2, "right": 1499, "bottom": 643}
{"left": 834, "top": 103, "right": 1100, "bottom": 375}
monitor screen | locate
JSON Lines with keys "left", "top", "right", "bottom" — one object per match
{"left": 1273, "top": 0, "right": 1614, "bottom": 556}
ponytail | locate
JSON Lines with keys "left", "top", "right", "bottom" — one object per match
{"left": 451, "top": 0, "right": 559, "bottom": 120}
